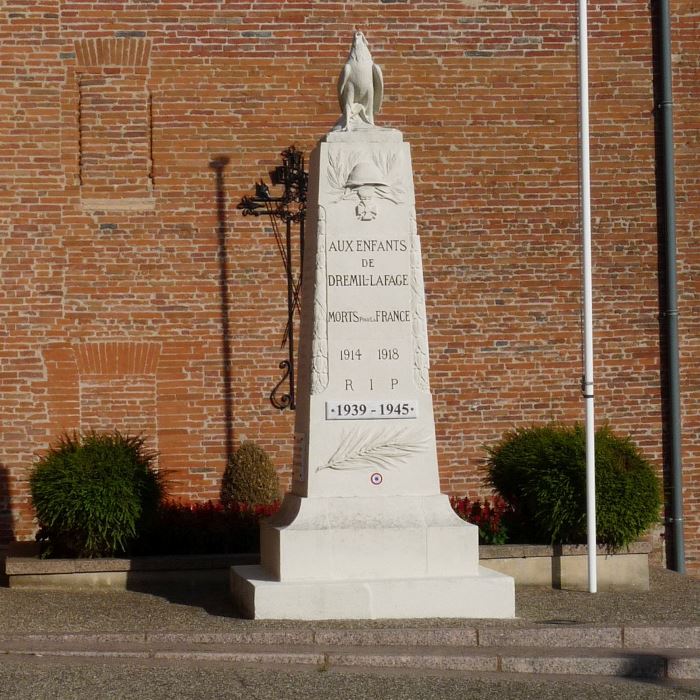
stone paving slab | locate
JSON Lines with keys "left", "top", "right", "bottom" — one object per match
{"left": 625, "top": 626, "right": 700, "bottom": 649}
{"left": 153, "top": 649, "right": 325, "bottom": 664}
{"left": 499, "top": 652, "right": 668, "bottom": 678}
{"left": 0, "top": 639, "right": 697, "bottom": 681}
{"left": 1, "top": 655, "right": 695, "bottom": 700}
{"left": 667, "top": 656, "right": 700, "bottom": 680}
{"left": 478, "top": 626, "right": 623, "bottom": 648}
{"left": 313, "top": 627, "right": 479, "bottom": 646}
{"left": 325, "top": 650, "right": 499, "bottom": 672}
{"left": 146, "top": 630, "right": 317, "bottom": 645}
{"left": 1, "top": 624, "right": 698, "bottom": 650}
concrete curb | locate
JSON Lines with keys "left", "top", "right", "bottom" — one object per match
{"left": 0, "top": 624, "right": 697, "bottom": 649}
{"left": 480, "top": 542, "right": 651, "bottom": 591}
{"left": 4, "top": 552, "right": 260, "bottom": 588}
{"left": 0, "top": 638, "right": 697, "bottom": 681}
{"left": 5, "top": 552, "right": 259, "bottom": 575}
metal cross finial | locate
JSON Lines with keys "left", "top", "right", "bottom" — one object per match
{"left": 238, "top": 146, "right": 307, "bottom": 410}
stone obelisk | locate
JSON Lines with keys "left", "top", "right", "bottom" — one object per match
{"left": 231, "top": 32, "right": 515, "bottom": 619}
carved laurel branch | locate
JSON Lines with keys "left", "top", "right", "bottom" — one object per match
{"left": 410, "top": 209, "right": 430, "bottom": 391}
{"left": 327, "top": 148, "right": 360, "bottom": 194}
{"left": 316, "top": 426, "right": 430, "bottom": 473}
{"left": 311, "top": 206, "right": 329, "bottom": 394}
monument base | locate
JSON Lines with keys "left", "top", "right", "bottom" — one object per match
{"left": 259, "top": 494, "right": 481, "bottom": 581}
{"left": 230, "top": 564, "right": 515, "bottom": 620}
{"left": 230, "top": 493, "right": 516, "bottom": 619}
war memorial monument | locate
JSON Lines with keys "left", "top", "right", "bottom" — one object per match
{"left": 231, "top": 32, "right": 515, "bottom": 619}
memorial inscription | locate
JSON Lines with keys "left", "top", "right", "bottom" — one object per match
{"left": 299, "top": 138, "right": 437, "bottom": 496}
{"left": 323, "top": 183, "right": 416, "bottom": 436}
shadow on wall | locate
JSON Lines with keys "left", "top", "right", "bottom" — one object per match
{"left": 210, "top": 156, "right": 235, "bottom": 468}
{"left": 0, "top": 463, "right": 14, "bottom": 547}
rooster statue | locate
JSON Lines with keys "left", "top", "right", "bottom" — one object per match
{"left": 336, "top": 31, "right": 384, "bottom": 131}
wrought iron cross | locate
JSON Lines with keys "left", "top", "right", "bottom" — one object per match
{"left": 238, "top": 146, "right": 307, "bottom": 410}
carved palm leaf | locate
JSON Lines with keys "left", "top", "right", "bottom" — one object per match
{"left": 316, "top": 427, "right": 429, "bottom": 472}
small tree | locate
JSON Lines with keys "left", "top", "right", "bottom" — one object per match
{"left": 220, "top": 440, "right": 280, "bottom": 507}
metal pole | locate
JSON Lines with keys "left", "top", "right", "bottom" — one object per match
{"left": 657, "top": 0, "right": 685, "bottom": 573}
{"left": 286, "top": 217, "right": 296, "bottom": 410}
{"left": 578, "top": 0, "right": 597, "bottom": 593}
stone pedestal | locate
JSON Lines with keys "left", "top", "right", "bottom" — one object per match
{"left": 231, "top": 127, "right": 514, "bottom": 619}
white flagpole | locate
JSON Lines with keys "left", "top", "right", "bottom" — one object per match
{"left": 578, "top": 0, "right": 597, "bottom": 593}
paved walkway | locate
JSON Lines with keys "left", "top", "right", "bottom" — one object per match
{"left": 1, "top": 566, "right": 697, "bottom": 633}
{"left": 0, "top": 564, "right": 698, "bottom": 699}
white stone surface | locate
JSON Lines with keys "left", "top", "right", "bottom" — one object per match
{"left": 335, "top": 31, "right": 383, "bottom": 131}
{"left": 230, "top": 35, "right": 514, "bottom": 619}
{"left": 295, "top": 131, "right": 439, "bottom": 500}
{"left": 231, "top": 565, "right": 515, "bottom": 620}
{"left": 259, "top": 494, "right": 479, "bottom": 581}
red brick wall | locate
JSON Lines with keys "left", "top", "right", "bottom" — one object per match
{"left": 0, "top": 1, "right": 697, "bottom": 573}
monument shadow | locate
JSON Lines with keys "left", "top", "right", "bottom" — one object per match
{"left": 210, "top": 155, "right": 236, "bottom": 471}
{"left": 0, "top": 463, "right": 14, "bottom": 585}
{"left": 123, "top": 157, "right": 244, "bottom": 617}
{"left": 125, "top": 568, "right": 244, "bottom": 619}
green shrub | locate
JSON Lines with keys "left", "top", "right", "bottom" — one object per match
{"left": 30, "top": 431, "right": 164, "bottom": 558}
{"left": 486, "top": 424, "right": 662, "bottom": 550}
{"left": 220, "top": 441, "right": 279, "bottom": 507}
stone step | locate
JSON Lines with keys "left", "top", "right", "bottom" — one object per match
{"left": 0, "top": 642, "right": 697, "bottom": 681}
{"left": 0, "top": 634, "right": 697, "bottom": 681}
{"left": 0, "top": 624, "right": 697, "bottom": 650}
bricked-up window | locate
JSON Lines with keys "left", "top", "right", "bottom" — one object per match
{"left": 74, "top": 38, "right": 153, "bottom": 208}
{"left": 79, "top": 75, "right": 151, "bottom": 198}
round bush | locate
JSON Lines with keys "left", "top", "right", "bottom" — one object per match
{"left": 486, "top": 424, "right": 662, "bottom": 550}
{"left": 30, "top": 431, "right": 164, "bottom": 558}
{"left": 220, "top": 441, "right": 279, "bottom": 507}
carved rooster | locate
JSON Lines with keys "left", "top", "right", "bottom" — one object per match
{"left": 337, "top": 31, "right": 383, "bottom": 131}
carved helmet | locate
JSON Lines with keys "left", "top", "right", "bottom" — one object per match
{"left": 344, "top": 161, "right": 388, "bottom": 188}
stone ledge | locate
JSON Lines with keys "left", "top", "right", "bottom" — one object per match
{"left": 479, "top": 542, "right": 651, "bottom": 591}
{"left": 6, "top": 553, "right": 258, "bottom": 576}
{"left": 0, "top": 624, "right": 698, "bottom": 651}
{"left": 480, "top": 541, "right": 651, "bottom": 559}
{"left": 4, "top": 549, "right": 259, "bottom": 588}
{"left": 3, "top": 541, "right": 651, "bottom": 591}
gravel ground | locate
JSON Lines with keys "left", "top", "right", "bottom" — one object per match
{"left": 515, "top": 567, "right": 700, "bottom": 625}
{"left": 0, "top": 567, "right": 697, "bottom": 634}
{"left": 0, "top": 656, "right": 698, "bottom": 700}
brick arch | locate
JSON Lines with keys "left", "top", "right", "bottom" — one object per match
{"left": 44, "top": 341, "right": 161, "bottom": 440}
{"left": 74, "top": 38, "right": 151, "bottom": 68}
{"left": 74, "top": 341, "right": 161, "bottom": 377}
